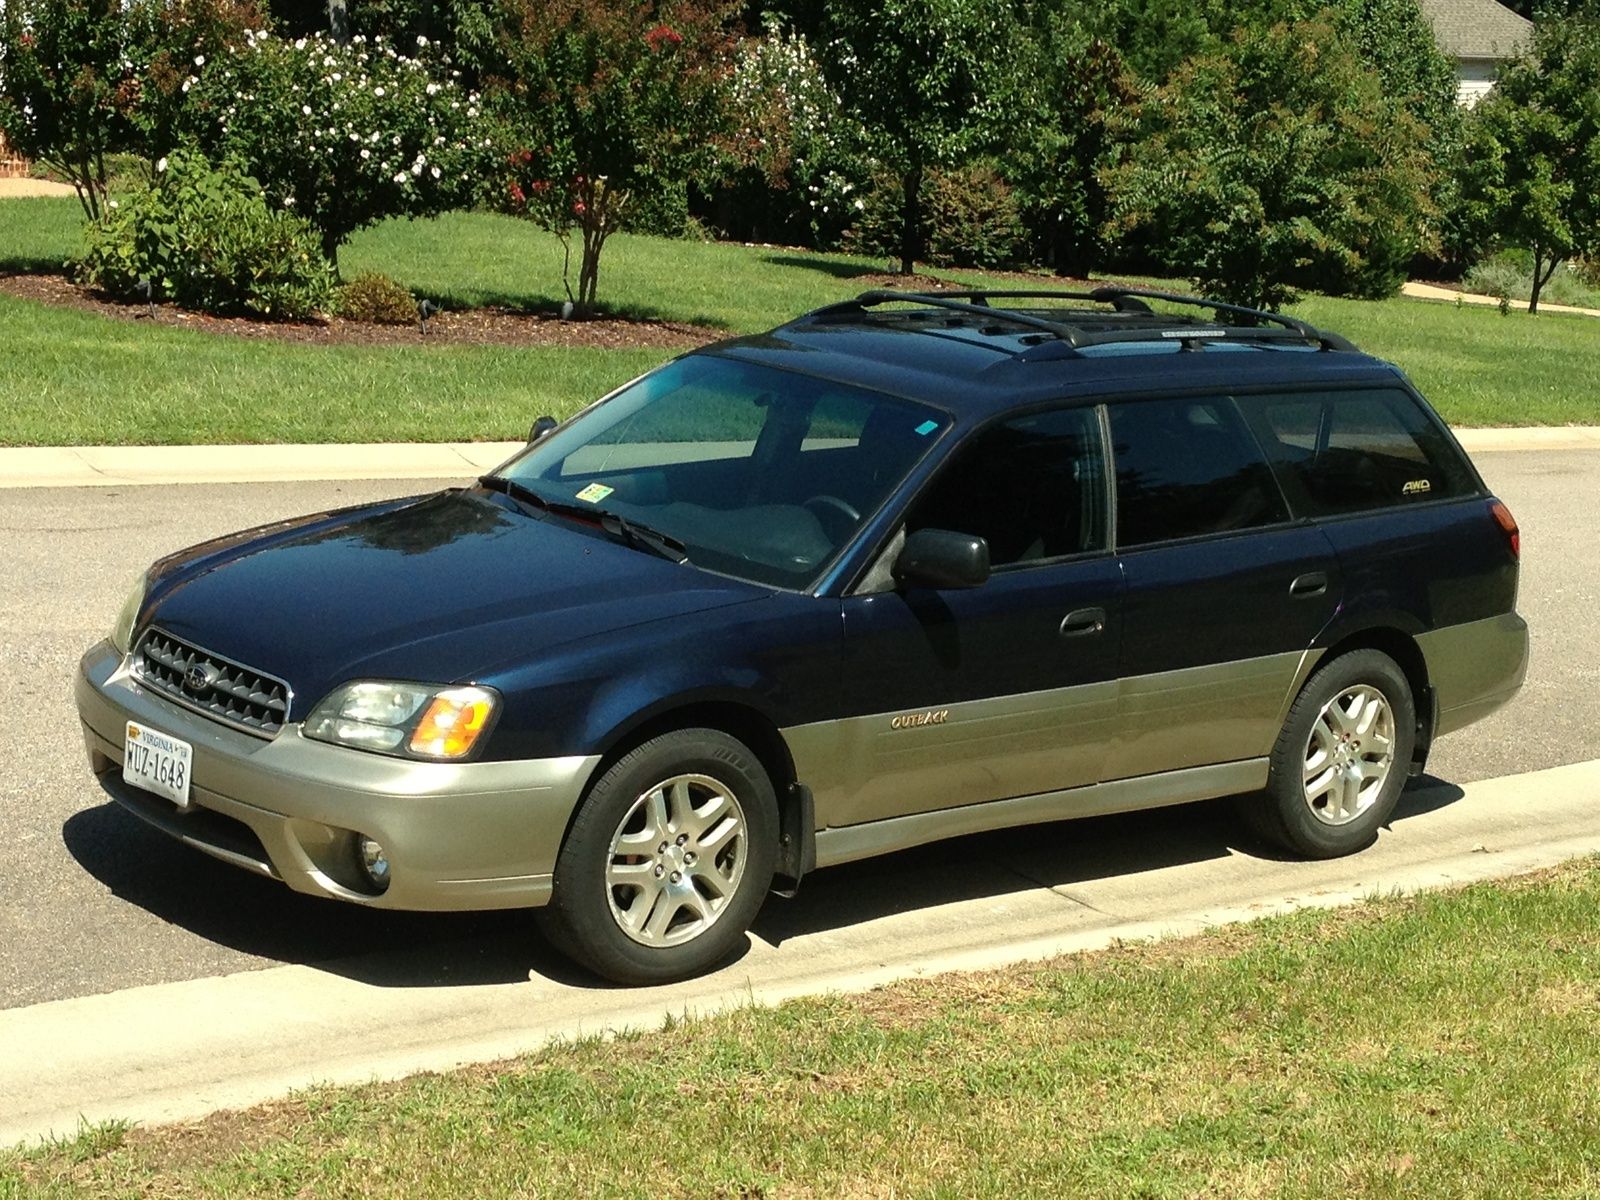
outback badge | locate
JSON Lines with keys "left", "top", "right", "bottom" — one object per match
{"left": 890, "top": 708, "right": 949, "bottom": 730}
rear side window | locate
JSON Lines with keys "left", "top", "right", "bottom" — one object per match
{"left": 1109, "top": 397, "right": 1288, "bottom": 547}
{"left": 1239, "top": 389, "right": 1477, "bottom": 516}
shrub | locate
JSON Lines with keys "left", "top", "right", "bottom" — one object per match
{"left": 846, "top": 163, "right": 1025, "bottom": 270}
{"left": 334, "top": 271, "right": 416, "bottom": 322}
{"left": 181, "top": 29, "right": 488, "bottom": 264}
{"left": 75, "top": 151, "right": 334, "bottom": 318}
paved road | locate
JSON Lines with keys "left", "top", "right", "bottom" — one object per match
{"left": 1, "top": 452, "right": 1595, "bottom": 1011}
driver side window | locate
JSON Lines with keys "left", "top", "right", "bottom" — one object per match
{"left": 906, "top": 406, "right": 1108, "bottom": 567}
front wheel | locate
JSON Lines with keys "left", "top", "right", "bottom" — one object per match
{"left": 537, "top": 728, "right": 778, "bottom": 984}
{"left": 1240, "top": 649, "right": 1416, "bottom": 859}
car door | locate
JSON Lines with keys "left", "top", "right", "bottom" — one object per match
{"left": 794, "top": 404, "right": 1124, "bottom": 828}
{"left": 1105, "top": 393, "right": 1342, "bottom": 780}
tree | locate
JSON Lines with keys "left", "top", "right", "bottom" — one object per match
{"left": 0, "top": 0, "right": 254, "bottom": 221}
{"left": 491, "top": 0, "right": 740, "bottom": 315}
{"left": 1004, "top": 11, "right": 1137, "bottom": 277}
{"left": 1104, "top": 17, "right": 1435, "bottom": 309}
{"left": 818, "top": 0, "right": 1021, "bottom": 275}
{"left": 1457, "top": 15, "right": 1600, "bottom": 313}
{"left": 180, "top": 29, "right": 487, "bottom": 265}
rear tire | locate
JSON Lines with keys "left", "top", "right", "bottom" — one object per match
{"left": 1239, "top": 649, "right": 1416, "bottom": 859}
{"left": 537, "top": 728, "right": 778, "bottom": 985}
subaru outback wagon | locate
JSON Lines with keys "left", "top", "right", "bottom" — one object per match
{"left": 76, "top": 288, "right": 1528, "bottom": 983}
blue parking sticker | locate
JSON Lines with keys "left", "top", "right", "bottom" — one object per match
{"left": 914, "top": 420, "right": 939, "bottom": 436}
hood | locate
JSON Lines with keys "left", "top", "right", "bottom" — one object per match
{"left": 144, "top": 488, "right": 768, "bottom": 717}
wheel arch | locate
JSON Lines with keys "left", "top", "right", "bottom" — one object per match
{"left": 1314, "top": 625, "right": 1435, "bottom": 774}
{"left": 570, "top": 697, "right": 814, "bottom": 892}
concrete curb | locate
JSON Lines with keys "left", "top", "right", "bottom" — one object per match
{"left": 1, "top": 428, "right": 1598, "bottom": 490}
{"left": 3, "top": 756, "right": 1597, "bottom": 1147}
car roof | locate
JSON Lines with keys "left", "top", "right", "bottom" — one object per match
{"left": 705, "top": 289, "right": 1404, "bottom": 420}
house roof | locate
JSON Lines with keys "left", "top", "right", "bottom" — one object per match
{"left": 1415, "top": 0, "right": 1534, "bottom": 61}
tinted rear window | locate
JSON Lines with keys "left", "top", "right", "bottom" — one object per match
{"left": 1109, "top": 397, "right": 1288, "bottom": 547}
{"left": 1239, "top": 389, "right": 1477, "bottom": 516}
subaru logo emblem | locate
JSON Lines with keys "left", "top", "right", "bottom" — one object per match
{"left": 184, "top": 663, "right": 219, "bottom": 694}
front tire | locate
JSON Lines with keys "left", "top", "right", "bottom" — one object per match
{"left": 1241, "top": 649, "right": 1416, "bottom": 859}
{"left": 538, "top": 728, "right": 778, "bottom": 985}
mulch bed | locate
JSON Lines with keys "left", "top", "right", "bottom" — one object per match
{"left": 0, "top": 272, "right": 723, "bottom": 350}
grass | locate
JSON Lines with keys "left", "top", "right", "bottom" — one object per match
{"left": 6, "top": 860, "right": 1599, "bottom": 1197}
{"left": 4, "top": 197, "right": 1600, "bottom": 443}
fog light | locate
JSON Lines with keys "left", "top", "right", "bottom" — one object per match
{"left": 358, "top": 836, "right": 390, "bottom": 892}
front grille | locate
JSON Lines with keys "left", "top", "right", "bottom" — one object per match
{"left": 133, "top": 628, "right": 291, "bottom": 736}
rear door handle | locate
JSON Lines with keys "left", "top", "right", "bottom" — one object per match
{"left": 1290, "top": 571, "right": 1328, "bottom": 598}
{"left": 1060, "top": 607, "right": 1106, "bottom": 638}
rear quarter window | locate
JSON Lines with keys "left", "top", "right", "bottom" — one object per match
{"left": 1238, "top": 389, "right": 1478, "bottom": 517}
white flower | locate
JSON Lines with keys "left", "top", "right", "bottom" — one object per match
{"left": 156, "top": 156, "right": 168, "bottom": 173}
{"left": 294, "top": 37, "right": 306, "bottom": 50}
{"left": 108, "top": 199, "right": 120, "bottom": 209}
{"left": 417, "top": 35, "right": 429, "bottom": 47}
{"left": 373, "top": 86, "right": 385, "bottom": 97}
{"left": 181, "top": 80, "right": 192, "bottom": 93}
{"left": 430, "top": 165, "right": 441, "bottom": 179}
{"left": 193, "top": 54, "right": 205, "bottom": 66}
{"left": 283, "top": 195, "right": 295, "bottom": 207}
{"left": 466, "top": 107, "right": 477, "bottom": 118}
{"left": 361, "top": 148, "right": 371, "bottom": 159}
{"left": 331, "top": 72, "right": 342, "bottom": 82}
{"left": 301, "top": 105, "right": 312, "bottom": 116}
{"left": 392, "top": 135, "right": 401, "bottom": 146}
{"left": 426, "top": 82, "right": 439, "bottom": 96}
{"left": 393, "top": 172, "right": 407, "bottom": 184}
{"left": 412, "top": 162, "right": 423, "bottom": 176}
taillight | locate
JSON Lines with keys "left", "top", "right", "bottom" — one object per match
{"left": 1490, "top": 498, "right": 1520, "bottom": 560}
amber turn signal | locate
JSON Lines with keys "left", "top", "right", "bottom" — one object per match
{"left": 408, "top": 687, "right": 496, "bottom": 759}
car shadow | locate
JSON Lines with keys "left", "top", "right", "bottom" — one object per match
{"left": 63, "top": 774, "right": 1469, "bottom": 990}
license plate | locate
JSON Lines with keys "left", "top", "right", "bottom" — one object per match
{"left": 123, "top": 721, "right": 193, "bottom": 808}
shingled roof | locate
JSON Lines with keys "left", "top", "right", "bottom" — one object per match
{"left": 1415, "top": 0, "right": 1534, "bottom": 60}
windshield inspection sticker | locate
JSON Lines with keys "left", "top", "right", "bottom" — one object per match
{"left": 575, "top": 483, "right": 615, "bottom": 503}
{"left": 914, "top": 419, "right": 939, "bottom": 436}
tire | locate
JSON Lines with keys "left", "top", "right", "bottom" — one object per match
{"left": 537, "top": 728, "right": 778, "bottom": 985}
{"left": 1239, "top": 649, "right": 1417, "bottom": 859}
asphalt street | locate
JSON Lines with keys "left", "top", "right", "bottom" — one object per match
{"left": 1, "top": 451, "right": 1594, "bottom": 1011}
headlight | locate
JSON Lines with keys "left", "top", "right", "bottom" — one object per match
{"left": 110, "top": 569, "right": 150, "bottom": 655}
{"left": 303, "top": 681, "right": 499, "bottom": 760}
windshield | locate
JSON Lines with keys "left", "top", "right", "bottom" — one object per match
{"left": 497, "top": 355, "right": 951, "bottom": 588}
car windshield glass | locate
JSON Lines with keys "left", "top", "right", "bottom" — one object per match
{"left": 496, "top": 355, "right": 951, "bottom": 588}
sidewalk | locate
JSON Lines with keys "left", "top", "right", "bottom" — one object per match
{"left": 1, "top": 428, "right": 1598, "bottom": 490}
{"left": 1402, "top": 280, "right": 1600, "bottom": 319}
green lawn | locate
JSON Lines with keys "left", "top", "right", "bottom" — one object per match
{"left": 3, "top": 198, "right": 1599, "bottom": 444}
{"left": 7, "top": 861, "right": 1599, "bottom": 1197}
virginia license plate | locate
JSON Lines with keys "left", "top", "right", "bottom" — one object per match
{"left": 123, "top": 721, "right": 193, "bottom": 808}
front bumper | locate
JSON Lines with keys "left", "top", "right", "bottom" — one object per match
{"left": 75, "top": 641, "right": 599, "bottom": 911}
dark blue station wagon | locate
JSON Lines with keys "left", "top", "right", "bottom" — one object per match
{"left": 76, "top": 289, "right": 1528, "bottom": 983}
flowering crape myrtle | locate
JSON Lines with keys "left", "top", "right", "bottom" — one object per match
{"left": 182, "top": 28, "right": 490, "bottom": 263}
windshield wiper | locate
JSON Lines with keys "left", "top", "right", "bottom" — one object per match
{"left": 478, "top": 475, "right": 687, "bottom": 564}
{"left": 478, "top": 473, "right": 551, "bottom": 515}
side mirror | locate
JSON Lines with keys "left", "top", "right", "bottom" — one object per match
{"left": 893, "top": 528, "right": 990, "bottom": 590}
{"left": 528, "top": 415, "right": 558, "bottom": 444}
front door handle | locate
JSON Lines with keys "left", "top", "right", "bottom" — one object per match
{"left": 1060, "top": 607, "right": 1106, "bottom": 638}
{"left": 1290, "top": 571, "right": 1329, "bottom": 598}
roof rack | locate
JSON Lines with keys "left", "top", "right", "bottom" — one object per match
{"left": 805, "top": 287, "right": 1357, "bottom": 354}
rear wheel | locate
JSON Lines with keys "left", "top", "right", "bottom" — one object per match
{"left": 538, "top": 728, "right": 778, "bottom": 984}
{"left": 1240, "top": 649, "right": 1416, "bottom": 858}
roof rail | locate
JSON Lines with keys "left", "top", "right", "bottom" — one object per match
{"left": 803, "top": 287, "right": 1357, "bottom": 353}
